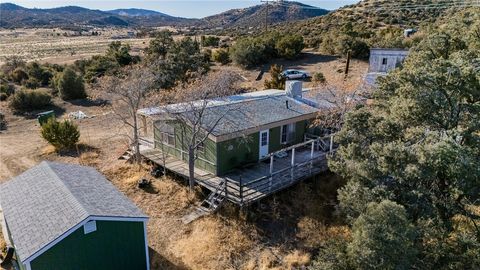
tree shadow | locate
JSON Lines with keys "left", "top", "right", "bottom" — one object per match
{"left": 13, "top": 104, "right": 66, "bottom": 119}
{"left": 56, "top": 143, "right": 99, "bottom": 157}
{"left": 66, "top": 98, "right": 110, "bottom": 107}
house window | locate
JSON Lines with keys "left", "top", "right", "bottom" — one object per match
{"left": 382, "top": 58, "right": 388, "bottom": 65}
{"left": 158, "top": 124, "right": 175, "bottom": 146}
{"left": 84, "top": 220, "right": 97, "bottom": 234}
{"left": 161, "top": 132, "right": 175, "bottom": 146}
{"left": 281, "top": 123, "right": 295, "bottom": 144}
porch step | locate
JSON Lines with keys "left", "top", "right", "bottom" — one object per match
{"left": 181, "top": 180, "right": 226, "bottom": 224}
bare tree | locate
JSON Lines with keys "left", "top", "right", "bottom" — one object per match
{"left": 161, "top": 71, "right": 243, "bottom": 190}
{"left": 308, "top": 84, "right": 368, "bottom": 134}
{"left": 101, "top": 66, "right": 156, "bottom": 164}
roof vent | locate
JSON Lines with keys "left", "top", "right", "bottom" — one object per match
{"left": 285, "top": 80, "right": 302, "bottom": 99}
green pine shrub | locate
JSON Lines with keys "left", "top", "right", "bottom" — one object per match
{"left": 41, "top": 118, "right": 80, "bottom": 151}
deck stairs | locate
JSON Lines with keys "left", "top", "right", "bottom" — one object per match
{"left": 118, "top": 148, "right": 134, "bottom": 162}
{"left": 181, "top": 179, "right": 226, "bottom": 224}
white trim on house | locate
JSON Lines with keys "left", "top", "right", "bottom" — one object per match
{"left": 143, "top": 221, "right": 150, "bottom": 270}
{"left": 22, "top": 216, "right": 149, "bottom": 266}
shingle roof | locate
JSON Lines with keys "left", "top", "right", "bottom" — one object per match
{"left": 0, "top": 161, "right": 147, "bottom": 262}
{"left": 186, "top": 95, "right": 319, "bottom": 136}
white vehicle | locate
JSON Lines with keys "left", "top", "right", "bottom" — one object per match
{"left": 281, "top": 69, "right": 310, "bottom": 80}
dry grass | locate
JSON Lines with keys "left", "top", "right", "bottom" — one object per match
{"left": 0, "top": 229, "right": 5, "bottom": 257}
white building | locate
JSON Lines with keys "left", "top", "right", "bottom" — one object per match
{"left": 364, "top": 48, "right": 409, "bottom": 88}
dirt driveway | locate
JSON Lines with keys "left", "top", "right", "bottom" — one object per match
{"left": 0, "top": 99, "right": 128, "bottom": 183}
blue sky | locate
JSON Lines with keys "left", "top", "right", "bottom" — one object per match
{"left": 3, "top": 0, "right": 359, "bottom": 18}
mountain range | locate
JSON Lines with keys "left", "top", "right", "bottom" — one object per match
{"left": 0, "top": 2, "right": 329, "bottom": 29}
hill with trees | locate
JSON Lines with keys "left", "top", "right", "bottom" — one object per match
{"left": 274, "top": 0, "right": 479, "bottom": 57}
{"left": 200, "top": 1, "right": 329, "bottom": 30}
{"left": 0, "top": 3, "right": 196, "bottom": 28}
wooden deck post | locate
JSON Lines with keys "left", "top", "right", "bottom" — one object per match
{"left": 310, "top": 141, "right": 314, "bottom": 173}
{"left": 224, "top": 177, "right": 228, "bottom": 199}
{"left": 329, "top": 135, "right": 334, "bottom": 152}
{"left": 239, "top": 177, "right": 243, "bottom": 205}
{"left": 269, "top": 155, "right": 274, "bottom": 191}
{"left": 290, "top": 148, "right": 296, "bottom": 181}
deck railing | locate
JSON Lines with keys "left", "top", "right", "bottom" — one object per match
{"left": 223, "top": 134, "right": 336, "bottom": 205}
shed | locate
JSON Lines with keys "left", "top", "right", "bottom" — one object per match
{"left": 0, "top": 161, "right": 149, "bottom": 270}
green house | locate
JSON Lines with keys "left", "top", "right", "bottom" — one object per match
{"left": 138, "top": 88, "right": 321, "bottom": 176}
{"left": 0, "top": 162, "right": 150, "bottom": 270}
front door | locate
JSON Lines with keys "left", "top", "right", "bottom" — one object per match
{"left": 259, "top": 129, "right": 269, "bottom": 160}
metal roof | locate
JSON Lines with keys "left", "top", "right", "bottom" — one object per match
{"left": 0, "top": 161, "right": 147, "bottom": 262}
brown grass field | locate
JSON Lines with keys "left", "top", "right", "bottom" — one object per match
{"left": 0, "top": 28, "right": 151, "bottom": 65}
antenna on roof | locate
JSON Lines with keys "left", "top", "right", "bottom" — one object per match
{"left": 286, "top": 100, "right": 289, "bottom": 109}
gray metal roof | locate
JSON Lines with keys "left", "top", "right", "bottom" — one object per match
{"left": 0, "top": 161, "right": 147, "bottom": 262}
{"left": 185, "top": 95, "right": 319, "bottom": 136}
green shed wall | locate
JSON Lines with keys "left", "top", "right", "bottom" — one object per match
{"left": 29, "top": 220, "right": 147, "bottom": 270}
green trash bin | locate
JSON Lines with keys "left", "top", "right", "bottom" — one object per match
{"left": 37, "top": 110, "right": 55, "bottom": 125}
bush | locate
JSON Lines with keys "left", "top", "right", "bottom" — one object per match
{"left": 276, "top": 34, "right": 305, "bottom": 59}
{"left": 0, "top": 112, "right": 5, "bottom": 130}
{"left": 0, "top": 93, "right": 7, "bottom": 101}
{"left": 201, "top": 36, "right": 220, "bottom": 47}
{"left": 11, "top": 68, "right": 28, "bottom": 84}
{"left": 53, "top": 68, "right": 86, "bottom": 100}
{"left": 25, "top": 62, "right": 53, "bottom": 87}
{"left": 264, "top": 64, "right": 285, "bottom": 90}
{"left": 0, "top": 83, "right": 14, "bottom": 96}
{"left": 41, "top": 118, "right": 80, "bottom": 151}
{"left": 313, "top": 72, "right": 326, "bottom": 85}
{"left": 230, "top": 38, "right": 267, "bottom": 68}
{"left": 211, "top": 49, "right": 230, "bottom": 65}
{"left": 8, "top": 89, "right": 52, "bottom": 112}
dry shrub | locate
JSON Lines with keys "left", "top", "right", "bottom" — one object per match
{"left": 296, "top": 217, "right": 350, "bottom": 248}
{"left": 171, "top": 216, "right": 255, "bottom": 269}
{"left": 283, "top": 250, "right": 311, "bottom": 269}
{"left": 79, "top": 150, "right": 100, "bottom": 167}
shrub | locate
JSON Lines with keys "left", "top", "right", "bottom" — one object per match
{"left": 11, "top": 68, "right": 28, "bottom": 84}
{"left": 211, "top": 49, "right": 230, "bottom": 65}
{"left": 0, "top": 83, "right": 14, "bottom": 96}
{"left": 0, "top": 93, "right": 7, "bottom": 101}
{"left": 313, "top": 72, "right": 327, "bottom": 85}
{"left": 8, "top": 89, "right": 52, "bottom": 112}
{"left": 53, "top": 68, "right": 86, "bottom": 100}
{"left": 41, "top": 118, "right": 80, "bottom": 151}
{"left": 276, "top": 34, "right": 305, "bottom": 59}
{"left": 230, "top": 38, "right": 267, "bottom": 68}
{"left": 0, "top": 112, "right": 5, "bottom": 130}
{"left": 201, "top": 36, "right": 220, "bottom": 47}
{"left": 26, "top": 62, "right": 53, "bottom": 87}
{"left": 264, "top": 64, "right": 285, "bottom": 90}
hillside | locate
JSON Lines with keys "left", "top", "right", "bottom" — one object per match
{"left": 201, "top": 1, "right": 329, "bottom": 29}
{"left": 276, "top": 0, "right": 479, "bottom": 48}
{"left": 0, "top": 3, "right": 196, "bottom": 28}
{"left": 107, "top": 8, "right": 170, "bottom": 17}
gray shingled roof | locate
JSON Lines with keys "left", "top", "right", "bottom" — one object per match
{"left": 0, "top": 161, "right": 147, "bottom": 262}
{"left": 182, "top": 95, "right": 319, "bottom": 136}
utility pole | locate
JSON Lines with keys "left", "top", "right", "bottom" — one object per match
{"left": 261, "top": 0, "right": 269, "bottom": 32}
{"left": 344, "top": 50, "right": 351, "bottom": 79}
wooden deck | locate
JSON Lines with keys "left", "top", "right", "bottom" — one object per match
{"left": 140, "top": 135, "right": 334, "bottom": 206}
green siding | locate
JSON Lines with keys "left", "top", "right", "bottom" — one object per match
{"left": 217, "top": 133, "right": 259, "bottom": 175}
{"left": 153, "top": 119, "right": 310, "bottom": 176}
{"left": 29, "top": 221, "right": 147, "bottom": 270}
{"left": 153, "top": 121, "right": 217, "bottom": 174}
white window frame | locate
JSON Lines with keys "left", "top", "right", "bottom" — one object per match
{"left": 160, "top": 132, "right": 175, "bottom": 147}
{"left": 382, "top": 57, "right": 388, "bottom": 65}
{"left": 280, "top": 123, "right": 295, "bottom": 144}
{"left": 83, "top": 220, "right": 97, "bottom": 234}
